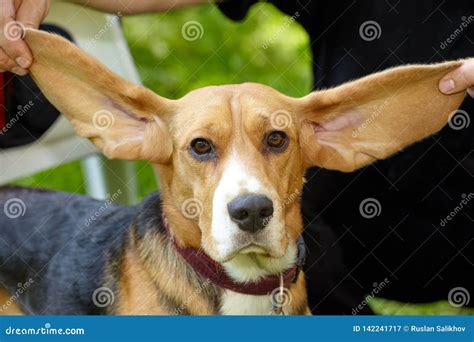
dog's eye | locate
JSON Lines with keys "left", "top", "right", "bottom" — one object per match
{"left": 190, "top": 138, "right": 215, "bottom": 159}
{"left": 265, "top": 131, "right": 288, "bottom": 151}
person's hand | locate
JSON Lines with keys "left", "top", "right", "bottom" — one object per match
{"left": 0, "top": 0, "right": 51, "bottom": 75}
{"left": 439, "top": 58, "right": 474, "bottom": 98}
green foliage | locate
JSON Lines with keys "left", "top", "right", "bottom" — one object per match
{"left": 371, "top": 298, "right": 473, "bottom": 315}
{"left": 123, "top": 3, "right": 311, "bottom": 98}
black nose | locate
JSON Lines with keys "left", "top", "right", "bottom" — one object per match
{"left": 227, "top": 195, "right": 274, "bottom": 233}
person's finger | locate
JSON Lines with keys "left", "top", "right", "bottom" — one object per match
{"left": 0, "top": 0, "right": 16, "bottom": 24}
{"left": 0, "top": 47, "right": 17, "bottom": 71}
{"left": 0, "top": 20, "right": 32, "bottom": 70}
{"left": 16, "top": 0, "right": 50, "bottom": 29}
{"left": 439, "top": 58, "right": 474, "bottom": 95}
{"left": 0, "top": 0, "right": 31, "bottom": 69}
{"left": 0, "top": 0, "right": 49, "bottom": 71}
{"left": 0, "top": 45, "right": 27, "bottom": 75}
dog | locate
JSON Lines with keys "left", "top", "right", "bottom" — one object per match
{"left": 0, "top": 29, "right": 466, "bottom": 315}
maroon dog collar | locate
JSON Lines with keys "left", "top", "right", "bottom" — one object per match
{"left": 162, "top": 214, "right": 306, "bottom": 296}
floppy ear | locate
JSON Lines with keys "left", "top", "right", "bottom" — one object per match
{"left": 298, "top": 61, "right": 466, "bottom": 172}
{"left": 24, "top": 29, "right": 176, "bottom": 163}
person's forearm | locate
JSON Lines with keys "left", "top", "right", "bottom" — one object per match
{"left": 62, "top": 0, "right": 209, "bottom": 14}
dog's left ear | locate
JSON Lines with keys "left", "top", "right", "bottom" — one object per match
{"left": 298, "top": 62, "right": 466, "bottom": 172}
{"left": 24, "top": 29, "right": 176, "bottom": 164}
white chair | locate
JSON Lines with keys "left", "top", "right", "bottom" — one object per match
{"left": 0, "top": 3, "right": 139, "bottom": 203}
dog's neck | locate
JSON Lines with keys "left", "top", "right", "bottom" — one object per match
{"left": 161, "top": 212, "right": 305, "bottom": 296}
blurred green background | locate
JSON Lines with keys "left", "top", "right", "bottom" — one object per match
{"left": 10, "top": 3, "right": 471, "bottom": 315}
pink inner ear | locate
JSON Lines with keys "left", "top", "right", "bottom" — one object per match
{"left": 103, "top": 98, "right": 152, "bottom": 124}
{"left": 308, "top": 108, "right": 362, "bottom": 147}
{"left": 310, "top": 109, "right": 362, "bottom": 132}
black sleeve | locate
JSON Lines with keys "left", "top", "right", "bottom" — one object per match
{"left": 217, "top": 0, "right": 259, "bottom": 21}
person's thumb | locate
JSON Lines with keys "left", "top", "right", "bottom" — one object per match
{"left": 439, "top": 59, "right": 474, "bottom": 97}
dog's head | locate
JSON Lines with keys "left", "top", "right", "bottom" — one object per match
{"left": 25, "top": 30, "right": 465, "bottom": 280}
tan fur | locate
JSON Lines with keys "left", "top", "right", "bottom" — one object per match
{"left": 286, "top": 273, "right": 309, "bottom": 315}
{"left": 135, "top": 230, "right": 219, "bottom": 315}
{"left": 0, "top": 287, "right": 24, "bottom": 315}
{"left": 116, "top": 242, "right": 167, "bottom": 315}
{"left": 23, "top": 29, "right": 466, "bottom": 315}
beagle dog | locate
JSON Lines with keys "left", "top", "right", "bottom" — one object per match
{"left": 0, "top": 29, "right": 465, "bottom": 315}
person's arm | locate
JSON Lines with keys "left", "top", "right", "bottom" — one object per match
{"left": 0, "top": 0, "right": 209, "bottom": 76}
{"left": 64, "top": 0, "right": 209, "bottom": 14}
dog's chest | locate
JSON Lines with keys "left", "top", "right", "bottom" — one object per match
{"left": 220, "top": 290, "right": 274, "bottom": 315}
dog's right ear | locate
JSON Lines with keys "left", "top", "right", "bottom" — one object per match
{"left": 297, "top": 61, "right": 466, "bottom": 172}
{"left": 24, "top": 29, "right": 176, "bottom": 164}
